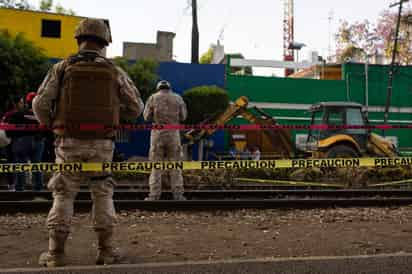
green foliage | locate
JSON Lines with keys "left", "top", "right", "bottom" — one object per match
{"left": 200, "top": 48, "right": 213, "bottom": 64}
{"left": 39, "top": 0, "right": 52, "bottom": 11}
{"left": 0, "top": 0, "right": 32, "bottom": 9}
{"left": 54, "top": 3, "right": 75, "bottom": 15}
{"left": 0, "top": 31, "right": 50, "bottom": 114}
{"left": 0, "top": 0, "right": 75, "bottom": 15}
{"left": 227, "top": 54, "right": 253, "bottom": 75}
{"left": 337, "top": 45, "right": 365, "bottom": 63}
{"left": 182, "top": 86, "right": 229, "bottom": 124}
{"left": 335, "top": 11, "right": 412, "bottom": 64}
{"left": 113, "top": 57, "right": 159, "bottom": 102}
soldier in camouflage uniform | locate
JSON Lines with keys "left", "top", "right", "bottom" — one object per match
{"left": 144, "top": 80, "right": 187, "bottom": 200}
{"left": 33, "top": 19, "right": 144, "bottom": 267}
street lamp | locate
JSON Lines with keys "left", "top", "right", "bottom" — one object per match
{"left": 288, "top": 42, "right": 306, "bottom": 72}
{"left": 288, "top": 42, "right": 306, "bottom": 63}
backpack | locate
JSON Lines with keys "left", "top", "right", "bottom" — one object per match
{"left": 52, "top": 51, "right": 120, "bottom": 139}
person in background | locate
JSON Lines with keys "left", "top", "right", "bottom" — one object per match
{"left": 7, "top": 92, "right": 45, "bottom": 191}
{"left": 2, "top": 96, "right": 25, "bottom": 124}
{"left": 240, "top": 147, "right": 252, "bottom": 160}
{"left": 1, "top": 96, "right": 25, "bottom": 191}
{"left": 143, "top": 80, "right": 187, "bottom": 201}
{"left": 251, "top": 146, "right": 261, "bottom": 160}
{"left": 228, "top": 144, "right": 238, "bottom": 160}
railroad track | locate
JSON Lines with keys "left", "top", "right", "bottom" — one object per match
{"left": 0, "top": 184, "right": 343, "bottom": 191}
{"left": 1, "top": 198, "right": 412, "bottom": 213}
{"left": 2, "top": 189, "right": 412, "bottom": 201}
{"left": 1, "top": 183, "right": 410, "bottom": 191}
{"left": 1, "top": 190, "right": 412, "bottom": 213}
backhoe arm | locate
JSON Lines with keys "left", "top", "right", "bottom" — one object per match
{"left": 184, "top": 96, "right": 250, "bottom": 144}
{"left": 184, "top": 96, "right": 295, "bottom": 158}
{"left": 239, "top": 107, "right": 294, "bottom": 158}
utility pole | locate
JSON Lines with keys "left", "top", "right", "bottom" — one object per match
{"left": 383, "top": 0, "right": 408, "bottom": 133}
{"left": 191, "top": 0, "right": 199, "bottom": 64}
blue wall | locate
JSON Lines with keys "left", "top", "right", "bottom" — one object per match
{"left": 157, "top": 62, "right": 225, "bottom": 95}
{"left": 116, "top": 62, "right": 226, "bottom": 160}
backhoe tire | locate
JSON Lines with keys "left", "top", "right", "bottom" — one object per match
{"left": 326, "top": 145, "right": 359, "bottom": 158}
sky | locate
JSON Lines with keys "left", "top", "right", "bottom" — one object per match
{"left": 27, "top": 0, "right": 412, "bottom": 62}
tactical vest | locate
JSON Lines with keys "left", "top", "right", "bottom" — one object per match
{"left": 52, "top": 53, "right": 120, "bottom": 139}
{"left": 152, "top": 91, "right": 181, "bottom": 125}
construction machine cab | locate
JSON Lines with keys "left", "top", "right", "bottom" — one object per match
{"left": 306, "top": 102, "right": 369, "bottom": 158}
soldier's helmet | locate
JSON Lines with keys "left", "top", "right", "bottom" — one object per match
{"left": 74, "top": 18, "right": 112, "bottom": 46}
{"left": 156, "top": 80, "right": 172, "bottom": 91}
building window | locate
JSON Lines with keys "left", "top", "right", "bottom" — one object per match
{"left": 41, "top": 19, "right": 61, "bottom": 38}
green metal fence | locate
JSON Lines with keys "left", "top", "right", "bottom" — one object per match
{"left": 225, "top": 61, "right": 412, "bottom": 154}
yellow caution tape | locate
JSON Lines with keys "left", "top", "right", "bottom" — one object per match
{"left": 234, "top": 178, "right": 345, "bottom": 188}
{"left": 0, "top": 157, "right": 411, "bottom": 173}
{"left": 368, "top": 179, "right": 412, "bottom": 187}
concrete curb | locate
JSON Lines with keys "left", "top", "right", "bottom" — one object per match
{"left": 1, "top": 252, "right": 412, "bottom": 274}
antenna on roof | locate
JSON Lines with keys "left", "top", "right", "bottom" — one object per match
{"left": 218, "top": 25, "right": 226, "bottom": 43}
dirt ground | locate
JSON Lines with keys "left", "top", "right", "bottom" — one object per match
{"left": 1, "top": 207, "right": 412, "bottom": 269}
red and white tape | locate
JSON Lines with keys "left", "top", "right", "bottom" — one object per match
{"left": 0, "top": 123, "right": 411, "bottom": 131}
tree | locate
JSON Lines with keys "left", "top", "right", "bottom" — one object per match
{"left": 335, "top": 9, "right": 412, "bottom": 64}
{"left": 0, "top": 0, "right": 32, "bottom": 9}
{"left": 0, "top": 0, "right": 76, "bottom": 15}
{"left": 39, "top": 0, "right": 53, "bottom": 11}
{"left": 227, "top": 54, "right": 253, "bottom": 75}
{"left": 0, "top": 31, "right": 50, "bottom": 114}
{"left": 200, "top": 48, "right": 213, "bottom": 64}
{"left": 335, "top": 20, "right": 375, "bottom": 62}
{"left": 113, "top": 57, "right": 159, "bottom": 102}
{"left": 182, "top": 86, "right": 229, "bottom": 124}
{"left": 54, "top": 3, "right": 75, "bottom": 15}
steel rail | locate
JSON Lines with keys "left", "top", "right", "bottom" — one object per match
{"left": 2, "top": 198, "right": 412, "bottom": 213}
{"left": 2, "top": 189, "right": 412, "bottom": 201}
{"left": 0, "top": 184, "right": 346, "bottom": 191}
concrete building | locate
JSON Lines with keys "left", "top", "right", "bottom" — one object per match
{"left": 0, "top": 7, "right": 109, "bottom": 59}
{"left": 123, "top": 31, "right": 175, "bottom": 61}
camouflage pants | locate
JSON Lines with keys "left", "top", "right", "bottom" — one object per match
{"left": 148, "top": 135, "right": 184, "bottom": 199}
{"left": 46, "top": 137, "right": 116, "bottom": 233}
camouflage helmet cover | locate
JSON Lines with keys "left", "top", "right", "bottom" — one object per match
{"left": 156, "top": 80, "right": 172, "bottom": 91}
{"left": 74, "top": 18, "right": 112, "bottom": 45}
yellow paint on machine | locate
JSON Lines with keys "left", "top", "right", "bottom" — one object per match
{"left": 0, "top": 7, "right": 107, "bottom": 59}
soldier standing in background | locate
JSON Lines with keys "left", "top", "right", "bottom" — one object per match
{"left": 144, "top": 80, "right": 187, "bottom": 201}
{"left": 33, "top": 18, "right": 143, "bottom": 267}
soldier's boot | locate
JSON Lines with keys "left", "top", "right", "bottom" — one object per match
{"left": 38, "top": 230, "right": 68, "bottom": 267}
{"left": 96, "top": 230, "right": 123, "bottom": 265}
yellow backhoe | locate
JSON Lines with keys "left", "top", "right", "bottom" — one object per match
{"left": 306, "top": 101, "right": 398, "bottom": 158}
{"left": 184, "top": 96, "right": 398, "bottom": 158}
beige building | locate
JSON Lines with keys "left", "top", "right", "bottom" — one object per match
{"left": 123, "top": 31, "right": 175, "bottom": 61}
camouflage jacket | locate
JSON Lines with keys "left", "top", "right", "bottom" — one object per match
{"left": 143, "top": 89, "right": 187, "bottom": 125}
